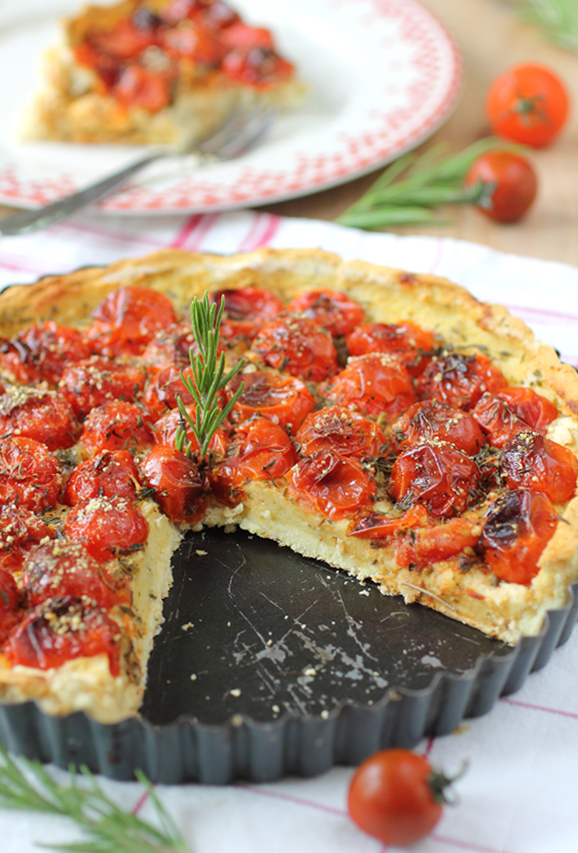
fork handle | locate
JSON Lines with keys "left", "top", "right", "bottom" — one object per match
{"left": 0, "top": 151, "right": 163, "bottom": 236}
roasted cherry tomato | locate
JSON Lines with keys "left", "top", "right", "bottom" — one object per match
{"left": 22, "top": 541, "right": 116, "bottom": 611}
{"left": 296, "top": 406, "right": 387, "bottom": 459}
{"left": 140, "top": 445, "right": 209, "bottom": 523}
{"left": 346, "top": 321, "right": 437, "bottom": 377}
{"left": 88, "top": 286, "right": 178, "bottom": 356}
{"left": 0, "top": 568, "right": 23, "bottom": 643}
{"left": 142, "top": 364, "right": 202, "bottom": 421}
{"left": 210, "top": 417, "right": 297, "bottom": 504}
{"left": 348, "top": 504, "right": 429, "bottom": 539}
{"left": 390, "top": 440, "right": 480, "bottom": 519}
{"left": 114, "top": 64, "right": 172, "bottom": 112}
{"left": 0, "top": 436, "right": 62, "bottom": 512}
{"left": 497, "top": 386, "right": 557, "bottom": 433}
{"left": 325, "top": 354, "right": 415, "bottom": 421}
{"left": 60, "top": 356, "right": 146, "bottom": 420}
{"left": 63, "top": 450, "right": 142, "bottom": 506}
{"left": 0, "top": 387, "right": 79, "bottom": 451}
{"left": 480, "top": 489, "right": 558, "bottom": 584}
{"left": 212, "top": 286, "right": 283, "bottom": 341}
{"left": 226, "top": 370, "right": 316, "bottom": 434}
{"left": 153, "top": 408, "right": 229, "bottom": 458}
{"left": 251, "top": 314, "right": 338, "bottom": 382}
{"left": 0, "top": 338, "right": 42, "bottom": 384}
{"left": 464, "top": 151, "right": 538, "bottom": 222}
{"left": 16, "top": 321, "right": 92, "bottom": 385}
{"left": 390, "top": 399, "right": 485, "bottom": 456}
{"left": 222, "top": 43, "right": 294, "bottom": 86}
{"left": 486, "top": 63, "right": 569, "bottom": 147}
{"left": 4, "top": 596, "right": 122, "bottom": 676}
{"left": 0, "top": 505, "right": 55, "bottom": 573}
{"left": 286, "top": 449, "right": 376, "bottom": 521}
{"left": 416, "top": 350, "right": 507, "bottom": 410}
{"left": 89, "top": 18, "right": 158, "bottom": 59}
{"left": 471, "top": 392, "right": 528, "bottom": 448}
{"left": 348, "top": 749, "right": 456, "bottom": 847}
{"left": 500, "top": 430, "right": 578, "bottom": 504}
{"left": 63, "top": 497, "right": 149, "bottom": 562}
{"left": 79, "top": 400, "right": 155, "bottom": 454}
{"left": 286, "top": 289, "right": 364, "bottom": 337}
{"left": 141, "top": 323, "right": 198, "bottom": 368}
{"left": 395, "top": 517, "right": 481, "bottom": 570}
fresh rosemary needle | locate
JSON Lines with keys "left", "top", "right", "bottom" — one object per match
{"left": 336, "top": 137, "right": 520, "bottom": 230}
{"left": 0, "top": 744, "right": 189, "bottom": 853}
{"left": 175, "top": 292, "right": 245, "bottom": 462}
{"left": 514, "top": 0, "right": 578, "bottom": 52}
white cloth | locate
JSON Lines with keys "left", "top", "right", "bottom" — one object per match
{"left": 1, "top": 209, "right": 578, "bottom": 853}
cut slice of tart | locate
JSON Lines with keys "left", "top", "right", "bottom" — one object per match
{"left": 20, "top": 0, "right": 306, "bottom": 146}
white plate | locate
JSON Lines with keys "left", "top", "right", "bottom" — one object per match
{"left": 0, "top": 0, "right": 463, "bottom": 214}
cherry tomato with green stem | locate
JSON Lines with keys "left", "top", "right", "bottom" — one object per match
{"left": 347, "top": 748, "right": 463, "bottom": 847}
{"left": 463, "top": 151, "right": 538, "bottom": 223}
{"left": 486, "top": 63, "right": 569, "bottom": 147}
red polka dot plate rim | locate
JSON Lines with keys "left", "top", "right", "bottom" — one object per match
{"left": 0, "top": 0, "right": 463, "bottom": 214}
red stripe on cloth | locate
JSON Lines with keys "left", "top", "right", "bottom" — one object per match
{"left": 505, "top": 303, "right": 578, "bottom": 324}
{"left": 236, "top": 213, "right": 281, "bottom": 252}
{"left": 132, "top": 787, "right": 150, "bottom": 815}
{"left": 170, "top": 213, "right": 205, "bottom": 249}
{"left": 429, "top": 833, "right": 518, "bottom": 853}
{"left": 428, "top": 238, "right": 445, "bottom": 275}
{"left": 502, "top": 697, "right": 578, "bottom": 720}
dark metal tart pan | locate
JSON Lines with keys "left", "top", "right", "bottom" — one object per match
{"left": 0, "top": 526, "right": 576, "bottom": 784}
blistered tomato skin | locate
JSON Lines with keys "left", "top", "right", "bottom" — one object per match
{"left": 64, "top": 450, "right": 142, "bottom": 506}
{"left": 0, "top": 569, "right": 23, "bottom": 643}
{"left": 4, "top": 596, "right": 122, "bottom": 676}
{"left": 142, "top": 364, "right": 204, "bottom": 421}
{"left": 286, "top": 450, "right": 376, "bottom": 521}
{"left": 213, "top": 286, "right": 284, "bottom": 341}
{"left": 390, "top": 441, "right": 480, "bottom": 519}
{"left": 0, "top": 387, "right": 79, "bottom": 451}
{"left": 0, "top": 505, "right": 55, "bottom": 573}
{"left": 226, "top": 370, "right": 315, "bottom": 434}
{"left": 346, "top": 321, "right": 437, "bottom": 377}
{"left": 17, "top": 322, "right": 93, "bottom": 385}
{"left": 87, "top": 286, "right": 178, "bottom": 356}
{"left": 0, "top": 436, "right": 62, "bottom": 513}
{"left": 497, "top": 386, "right": 557, "bottom": 433}
{"left": 79, "top": 400, "right": 156, "bottom": 454}
{"left": 395, "top": 517, "right": 481, "bottom": 570}
{"left": 140, "top": 445, "right": 209, "bottom": 523}
{"left": 286, "top": 289, "right": 365, "bottom": 337}
{"left": 471, "top": 393, "right": 528, "bottom": 448}
{"left": 251, "top": 314, "right": 339, "bottom": 383}
{"left": 63, "top": 497, "right": 149, "bottom": 562}
{"left": 59, "top": 357, "right": 146, "bottom": 420}
{"left": 22, "top": 541, "right": 117, "bottom": 611}
{"left": 390, "top": 399, "right": 485, "bottom": 456}
{"left": 480, "top": 489, "right": 558, "bottom": 584}
{"left": 501, "top": 430, "right": 578, "bottom": 504}
{"left": 210, "top": 417, "right": 297, "bottom": 503}
{"left": 296, "top": 406, "right": 387, "bottom": 459}
{"left": 153, "top": 408, "right": 229, "bottom": 458}
{"left": 325, "top": 354, "right": 416, "bottom": 421}
{"left": 416, "top": 351, "right": 508, "bottom": 410}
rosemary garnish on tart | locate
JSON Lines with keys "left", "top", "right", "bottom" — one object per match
{"left": 176, "top": 293, "right": 245, "bottom": 462}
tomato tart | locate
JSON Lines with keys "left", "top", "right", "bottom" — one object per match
{"left": 20, "top": 0, "right": 305, "bottom": 146}
{"left": 0, "top": 247, "right": 576, "bottom": 724}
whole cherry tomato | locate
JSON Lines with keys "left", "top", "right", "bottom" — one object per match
{"left": 286, "top": 449, "right": 376, "bottom": 521}
{"left": 0, "top": 387, "right": 79, "bottom": 451}
{"left": 22, "top": 541, "right": 117, "bottom": 611}
{"left": 251, "top": 314, "right": 338, "bottom": 382}
{"left": 88, "top": 286, "right": 178, "bottom": 356}
{"left": 226, "top": 370, "right": 315, "bottom": 434}
{"left": 63, "top": 496, "right": 149, "bottom": 562}
{"left": 286, "top": 289, "right": 364, "bottom": 337}
{"left": 63, "top": 450, "right": 142, "bottom": 506}
{"left": 416, "top": 350, "right": 507, "bottom": 410}
{"left": 140, "top": 444, "right": 209, "bottom": 523}
{"left": 79, "top": 400, "right": 155, "bottom": 454}
{"left": 325, "top": 353, "right": 415, "bottom": 421}
{"left": 464, "top": 151, "right": 538, "bottom": 222}
{"left": 486, "top": 63, "right": 569, "bottom": 147}
{"left": 390, "top": 399, "right": 485, "bottom": 456}
{"left": 348, "top": 748, "right": 458, "bottom": 847}
{"left": 500, "top": 430, "right": 578, "bottom": 504}
{"left": 0, "top": 505, "right": 55, "bottom": 572}
{"left": 346, "top": 321, "right": 437, "bottom": 377}
{"left": 212, "top": 286, "right": 283, "bottom": 341}
{"left": 296, "top": 406, "right": 387, "bottom": 459}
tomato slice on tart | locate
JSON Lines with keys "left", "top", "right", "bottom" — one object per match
{"left": 296, "top": 405, "right": 387, "bottom": 459}
{"left": 63, "top": 497, "right": 149, "bottom": 562}
{"left": 500, "top": 430, "right": 578, "bottom": 504}
{"left": 286, "top": 449, "right": 377, "bottom": 521}
{"left": 0, "top": 505, "right": 55, "bottom": 573}
{"left": 60, "top": 357, "right": 146, "bottom": 420}
{"left": 79, "top": 400, "right": 155, "bottom": 454}
{"left": 497, "top": 386, "right": 558, "bottom": 433}
{"left": 64, "top": 450, "right": 143, "bottom": 506}
{"left": 140, "top": 445, "right": 209, "bottom": 523}
{"left": 88, "top": 286, "right": 178, "bottom": 357}
{"left": 286, "top": 289, "right": 364, "bottom": 337}
{"left": 0, "top": 436, "right": 62, "bottom": 513}
{"left": 16, "top": 321, "right": 93, "bottom": 385}
{"left": 346, "top": 321, "right": 437, "bottom": 376}
{"left": 226, "top": 370, "right": 315, "bottom": 433}
{"left": 416, "top": 350, "right": 508, "bottom": 410}
{"left": 251, "top": 314, "right": 338, "bottom": 382}
{"left": 212, "top": 286, "right": 284, "bottom": 341}
{"left": 324, "top": 353, "right": 416, "bottom": 421}
{"left": 22, "top": 541, "right": 117, "bottom": 611}
{"left": 390, "top": 399, "right": 485, "bottom": 456}
{"left": 0, "top": 387, "right": 79, "bottom": 451}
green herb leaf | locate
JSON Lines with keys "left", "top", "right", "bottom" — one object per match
{"left": 336, "top": 137, "right": 520, "bottom": 231}
{"left": 514, "top": 0, "right": 578, "bottom": 52}
{"left": 175, "top": 292, "right": 245, "bottom": 462}
{"left": 0, "top": 744, "right": 190, "bottom": 853}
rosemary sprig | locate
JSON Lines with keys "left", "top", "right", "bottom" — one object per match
{"left": 336, "top": 137, "right": 519, "bottom": 230}
{"left": 0, "top": 743, "right": 189, "bottom": 853}
{"left": 175, "top": 293, "right": 245, "bottom": 462}
{"left": 514, "top": 0, "right": 578, "bottom": 52}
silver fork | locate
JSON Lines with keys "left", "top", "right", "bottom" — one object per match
{"left": 0, "top": 106, "right": 276, "bottom": 236}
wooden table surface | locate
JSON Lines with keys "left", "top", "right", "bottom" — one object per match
{"left": 261, "top": 0, "right": 578, "bottom": 268}
{"left": 1, "top": 0, "right": 576, "bottom": 268}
